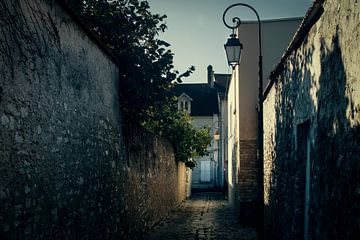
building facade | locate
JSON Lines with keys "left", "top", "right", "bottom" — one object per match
{"left": 174, "top": 79, "right": 220, "bottom": 190}
{"left": 213, "top": 70, "right": 231, "bottom": 191}
{"left": 226, "top": 17, "right": 303, "bottom": 224}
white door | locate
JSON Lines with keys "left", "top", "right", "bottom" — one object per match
{"left": 200, "top": 161, "right": 211, "bottom": 182}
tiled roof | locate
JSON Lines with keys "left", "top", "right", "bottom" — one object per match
{"left": 173, "top": 84, "right": 219, "bottom": 116}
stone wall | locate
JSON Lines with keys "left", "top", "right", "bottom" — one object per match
{"left": 0, "top": 0, "right": 186, "bottom": 239}
{"left": 121, "top": 126, "right": 187, "bottom": 238}
{"left": 263, "top": 84, "right": 276, "bottom": 209}
{"left": 263, "top": 0, "right": 360, "bottom": 239}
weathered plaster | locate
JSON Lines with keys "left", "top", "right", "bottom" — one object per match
{"left": 264, "top": 1, "right": 360, "bottom": 239}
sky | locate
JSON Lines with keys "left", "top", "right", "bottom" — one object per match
{"left": 147, "top": 0, "right": 313, "bottom": 83}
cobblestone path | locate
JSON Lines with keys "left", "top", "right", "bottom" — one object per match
{"left": 144, "top": 192, "right": 257, "bottom": 240}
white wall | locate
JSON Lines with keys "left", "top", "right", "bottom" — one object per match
{"left": 218, "top": 98, "right": 228, "bottom": 188}
{"left": 191, "top": 115, "right": 220, "bottom": 189}
{"left": 226, "top": 71, "right": 240, "bottom": 207}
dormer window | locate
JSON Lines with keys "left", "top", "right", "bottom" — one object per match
{"left": 177, "top": 93, "right": 192, "bottom": 114}
{"left": 180, "top": 100, "right": 187, "bottom": 111}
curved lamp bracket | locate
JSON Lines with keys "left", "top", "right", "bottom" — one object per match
{"left": 222, "top": 3, "right": 262, "bottom": 54}
{"left": 222, "top": 3, "right": 261, "bottom": 29}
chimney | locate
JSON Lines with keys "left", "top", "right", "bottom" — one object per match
{"left": 207, "top": 65, "right": 214, "bottom": 87}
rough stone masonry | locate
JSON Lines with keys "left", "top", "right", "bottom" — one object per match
{"left": 263, "top": 0, "right": 360, "bottom": 239}
{"left": 0, "top": 0, "right": 186, "bottom": 239}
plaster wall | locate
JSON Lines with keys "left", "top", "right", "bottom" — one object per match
{"left": 191, "top": 115, "right": 219, "bottom": 189}
{"left": 218, "top": 98, "right": 228, "bottom": 188}
{"left": 226, "top": 18, "right": 301, "bottom": 223}
{"left": 226, "top": 71, "right": 240, "bottom": 211}
{"left": 238, "top": 18, "right": 302, "bottom": 140}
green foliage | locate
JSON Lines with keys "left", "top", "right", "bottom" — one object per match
{"left": 68, "top": 0, "right": 194, "bottom": 123}
{"left": 68, "top": 0, "right": 208, "bottom": 165}
{"left": 143, "top": 103, "right": 211, "bottom": 168}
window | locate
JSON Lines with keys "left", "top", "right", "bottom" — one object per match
{"left": 177, "top": 93, "right": 192, "bottom": 114}
{"left": 179, "top": 99, "right": 191, "bottom": 114}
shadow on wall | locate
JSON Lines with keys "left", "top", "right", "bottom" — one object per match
{"left": 266, "top": 28, "right": 360, "bottom": 240}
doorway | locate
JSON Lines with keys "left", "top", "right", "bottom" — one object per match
{"left": 296, "top": 120, "right": 311, "bottom": 240}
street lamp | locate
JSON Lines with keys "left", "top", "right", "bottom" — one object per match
{"left": 224, "top": 33, "right": 243, "bottom": 69}
{"left": 222, "top": 3, "right": 264, "bottom": 239}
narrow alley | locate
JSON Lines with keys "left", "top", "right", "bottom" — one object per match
{"left": 144, "top": 192, "right": 257, "bottom": 240}
{"left": 1, "top": 0, "right": 359, "bottom": 239}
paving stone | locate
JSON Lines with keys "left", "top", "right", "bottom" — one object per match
{"left": 144, "top": 192, "right": 257, "bottom": 240}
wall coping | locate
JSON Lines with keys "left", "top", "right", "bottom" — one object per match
{"left": 58, "top": 0, "right": 123, "bottom": 68}
{"left": 240, "top": 16, "right": 304, "bottom": 25}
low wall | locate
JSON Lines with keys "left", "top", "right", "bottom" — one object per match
{"left": 122, "top": 127, "right": 187, "bottom": 238}
{"left": 0, "top": 0, "right": 186, "bottom": 239}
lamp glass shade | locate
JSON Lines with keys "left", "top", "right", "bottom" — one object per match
{"left": 224, "top": 35, "right": 242, "bottom": 68}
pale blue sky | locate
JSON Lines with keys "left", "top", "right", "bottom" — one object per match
{"left": 148, "top": 0, "right": 312, "bottom": 83}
